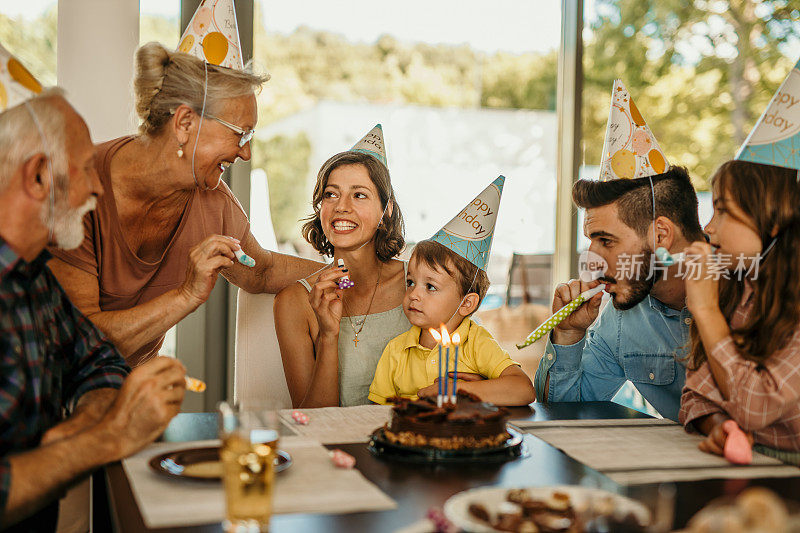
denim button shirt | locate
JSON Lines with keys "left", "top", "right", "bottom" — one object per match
{"left": 534, "top": 295, "right": 691, "bottom": 421}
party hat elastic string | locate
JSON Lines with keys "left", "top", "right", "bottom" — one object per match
{"left": 190, "top": 61, "right": 211, "bottom": 191}
{"left": 24, "top": 100, "right": 56, "bottom": 242}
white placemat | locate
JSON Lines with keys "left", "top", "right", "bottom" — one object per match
{"left": 525, "top": 425, "right": 800, "bottom": 484}
{"left": 280, "top": 405, "right": 392, "bottom": 444}
{"left": 510, "top": 418, "right": 674, "bottom": 429}
{"left": 122, "top": 437, "right": 396, "bottom": 528}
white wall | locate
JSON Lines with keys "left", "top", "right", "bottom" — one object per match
{"left": 57, "top": 0, "right": 140, "bottom": 142}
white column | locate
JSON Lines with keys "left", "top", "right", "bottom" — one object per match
{"left": 57, "top": 0, "right": 140, "bottom": 142}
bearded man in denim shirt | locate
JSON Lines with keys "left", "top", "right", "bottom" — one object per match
{"left": 535, "top": 167, "right": 705, "bottom": 421}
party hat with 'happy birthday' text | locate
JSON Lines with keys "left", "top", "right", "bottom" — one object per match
{"left": 350, "top": 124, "right": 387, "bottom": 167}
{"left": 736, "top": 57, "right": 800, "bottom": 172}
{"left": 0, "top": 42, "right": 42, "bottom": 112}
{"left": 599, "top": 80, "right": 668, "bottom": 181}
{"left": 178, "top": 0, "right": 243, "bottom": 70}
{"left": 429, "top": 176, "right": 505, "bottom": 271}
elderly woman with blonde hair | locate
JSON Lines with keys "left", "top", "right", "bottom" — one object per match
{"left": 48, "top": 41, "right": 319, "bottom": 366}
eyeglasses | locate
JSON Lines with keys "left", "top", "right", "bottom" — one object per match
{"left": 204, "top": 114, "right": 255, "bottom": 148}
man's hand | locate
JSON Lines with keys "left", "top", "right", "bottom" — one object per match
{"left": 41, "top": 389, "right": 118, "bottom": 446}
{"left": 551, "top": 279, "right": 603, "bottom": 345}
{"left": 41, "top": 413, "right": 92, "bottom": 446}
{"left": 97, "top": 357, "right": 186, "bottom": 460}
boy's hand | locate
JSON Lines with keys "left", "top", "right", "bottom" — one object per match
{"left": 417, "top": 383, "right": 438, "bottom": 398}
{"left": 446, "top": 372, "right": 485, "bottom": 382}
{"left": 417, "top": 373, "right": 486, "bottom": 398}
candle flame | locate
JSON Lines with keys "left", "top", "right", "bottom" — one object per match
{"left": 452, "top": 332, "right": 461, "bottom": 345}
{"left": 429, "top": 328, "right": 442, "bottom": 342}
{"left": 440, "top": 325, "right": 451, "bottom": 346}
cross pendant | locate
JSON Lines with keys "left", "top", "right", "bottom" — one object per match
{"left": 353, "top": 337, "right": 359, "bottom": 347}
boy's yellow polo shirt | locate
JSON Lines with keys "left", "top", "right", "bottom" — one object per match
{"left": 368, "top": 317, "right": 519, "bottom": 405}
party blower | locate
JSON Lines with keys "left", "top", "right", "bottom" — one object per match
{"left": 517, "top": 280, "right": 605, "bottom": 349}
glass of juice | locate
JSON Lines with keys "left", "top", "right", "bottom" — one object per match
{"left": 218, "top": 402, "right": 279, "bottom": 532}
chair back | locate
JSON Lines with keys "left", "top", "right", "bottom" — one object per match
{"left": 234, "top": 289, "right": 292, "bottom": 409}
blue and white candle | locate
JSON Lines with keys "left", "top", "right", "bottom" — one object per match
{"left": 429, "top": 328, "right": 443, "bottom": 407}
{"left": 441, "top": 326, "right": 452, "bottom": 403}
{"left": 451, "top": 332, "right": 461, "bottom": 403}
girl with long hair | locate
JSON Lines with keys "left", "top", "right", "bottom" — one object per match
{"left": 680, "top": 160, "right": 800, "bottom": 464}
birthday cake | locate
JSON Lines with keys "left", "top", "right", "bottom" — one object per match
{"left": 383, "top": 391, "right": 510, "bottom": 450}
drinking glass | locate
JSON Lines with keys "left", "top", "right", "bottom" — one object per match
{"left": 218, "top": 402, "right": 279, "bottom": 532}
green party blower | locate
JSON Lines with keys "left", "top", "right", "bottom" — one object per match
{"left": 516, "top": 284, "right": 605, "bottom": 349}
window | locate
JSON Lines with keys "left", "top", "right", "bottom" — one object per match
{"left": 252, "top": 0, "right": 562, "bottom": 313}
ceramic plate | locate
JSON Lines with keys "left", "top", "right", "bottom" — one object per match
{"left": 444, "top": 485, "right": 651, "bottom": 533}
{"left": 149, "top": 446, "right": 291, "bottom": 481}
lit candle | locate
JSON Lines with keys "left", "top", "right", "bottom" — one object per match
{"left": 429, "top": 328, "right": 443, "bottom": 407}
{"left": 441, "top": 326, "right": 452, "bottom": 404}
{"left": 451, "top": 332, "right": 461, "bottom": 403}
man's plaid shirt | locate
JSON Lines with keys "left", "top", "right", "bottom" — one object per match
{"left": 0, "top": 236, "right": 129, "bottom": 522}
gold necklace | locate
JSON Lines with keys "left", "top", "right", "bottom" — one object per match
{"left": 343, "top": 263, "right": 383, "bottom": 348}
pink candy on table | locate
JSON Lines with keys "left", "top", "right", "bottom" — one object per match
{"left": 723, "top": 420, "right": 753, "bottom": 465}
{"left": 291, "top": 410, "right": 309, "bottom": 425}
{"left": 426, "top": 507, "right": 457, "bottom": 533}
{"left": 329, "top": 449, "right": 356, "bottom": 469}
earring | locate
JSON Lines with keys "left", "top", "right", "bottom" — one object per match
{"left": 177, "top": 144, "right": 184, "bottom": 158}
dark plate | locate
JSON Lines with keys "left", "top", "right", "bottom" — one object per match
{"left": 368, "top": 426, "right": 524, "bottom": 464}
{"left": 148, "top": 446, "right": 292, "bottom": 481}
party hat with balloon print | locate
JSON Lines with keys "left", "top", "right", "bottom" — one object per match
{"left": 735, "top": 56, "right": 800, "bottom": 172}
{"left": 350, "top": 124, "right": 387, "bottom": 167}
{"left": 429, "top": 176, "right": 505, "bottom": 271}
{"left": 598, "top": 80, "right": 668, "bottom": 181}
{"left": 178, "top": 0, "right": 243, "bottom": 70}
{"left": 0, "top": 42, "right": 42, "bottom": 112}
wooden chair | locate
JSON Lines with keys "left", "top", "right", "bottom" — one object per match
{"left": 505, "top": 253, "right": 553, "bottom": 307}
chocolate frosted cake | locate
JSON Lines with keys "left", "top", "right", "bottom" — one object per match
{"left": 384, "top": 391, "right": 510, "bottom": 450}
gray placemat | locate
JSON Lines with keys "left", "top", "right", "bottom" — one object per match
{"left": 510, "top": 418, "right": 675, "bottom": 429}
{"left": 525, "top": 425, "right": 800, "bottom": 484}
{"left": 122, "top": 437, "right": 396, "bottom": 528}
{"left": 279, "top": 404, "right": 392, "bottom": 444}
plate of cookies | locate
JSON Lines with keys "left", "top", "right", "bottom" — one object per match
{"left": 444, "top": 485, "right": 651, "bottom": 532}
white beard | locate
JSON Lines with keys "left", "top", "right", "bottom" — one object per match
{"left": 42, "top": 195, "right": 97, "bottom": 250}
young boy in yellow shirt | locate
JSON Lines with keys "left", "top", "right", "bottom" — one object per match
{"left": 368, "top": 177, "right": 535, "bottom": 406}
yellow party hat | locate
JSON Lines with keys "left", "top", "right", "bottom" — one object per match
{"left": 178, "top": 0, "right": 243, "bottom": 69}
{"left": 599, "top": 80, "right": 667, "bottom": 181}
{"left": 0, "top": 42, "right": 43, "bottom": 112}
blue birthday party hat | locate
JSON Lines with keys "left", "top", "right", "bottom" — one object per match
{"left": 735, "top": 57, "right": 800, "bottom": 172}
{"left": 350, "top": 124, "right": 387, "bottom": 167}
{"left": 430, "top": 176, "right": 505, "bottom": 271}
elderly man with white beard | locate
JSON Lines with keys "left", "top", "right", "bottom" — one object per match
{"left": 0, "top": 90, "right": 187, "bottom": 531}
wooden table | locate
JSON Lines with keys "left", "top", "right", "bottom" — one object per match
{"left": 103, "top": 402, "right": 800, "bottom": 531}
